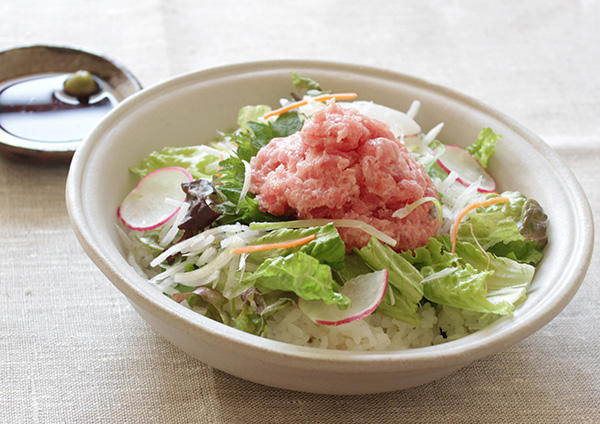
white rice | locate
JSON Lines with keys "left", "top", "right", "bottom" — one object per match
{"left": 265, "top": 302, "right": 496, "bottom": 351}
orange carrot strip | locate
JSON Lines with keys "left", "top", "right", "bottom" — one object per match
{"left": 263, "top": 93, "right": 358, "bottom": 119}
{"left": 451, "top": 197, "right": 511, "bottom": 253}
{"left": 231, "top": 234, "right": 317, "bottom": 255}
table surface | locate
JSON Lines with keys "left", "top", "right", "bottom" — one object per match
{"left": 1, "top": 1, "right": 598, "bottom": 423}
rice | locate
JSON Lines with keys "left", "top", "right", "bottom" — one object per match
{"left": 264, "top": 302, "right": 499, "bottom": 351}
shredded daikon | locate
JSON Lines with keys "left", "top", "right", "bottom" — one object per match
{"left": 392, "top": 196, "right": 443, "bottom": 227}
{"left": 406, "top": 100, "right": 420, "bottom": 119}
{"left": 423, "top": 122, "right": 444, "bottom": 145}
{"left": 236, "top": 160, "right": 252, "bottom": 213}
{"left": 249, "top": 219, "right": 397, "bottom": 247}
{"left": 150, "top": 224, "right": 248, "bottom": 267}
{"left": 223, "top": 255, "right": 241, "bottom": 299}
{"left": 175, "top": 249, "right": 234, "bottom": 283}
{"left": 150, "top": 258, "right": 193, "bottom": 283}
{"left": 160, "top": 201, "right": 189, "bottom": 247}
{"left": 196, "top": 246, "right": 217, "bottom": 266}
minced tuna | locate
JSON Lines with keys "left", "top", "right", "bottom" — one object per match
{"left": 250, "top": 102, "right": 439, "bottom": 251}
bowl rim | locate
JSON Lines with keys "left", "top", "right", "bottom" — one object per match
{"left": 66, "top": 59, "right": 594, "bottom": 371}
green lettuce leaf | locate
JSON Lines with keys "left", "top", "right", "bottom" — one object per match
{"left": 333, "top": 253, "right": 373, "bottom": 284}
{"left": 237, "top": 105, "right": 271, "bottom": 131}
{"left": 400, "top": 236, "right": 457, "bottom": 272}
{"left": 422, "top": 264, "right": 513, "bottom": 315}
{"left": 487, "top": 241, "right": 544, "bottom": 266}
{"left": 247, "top": 224, "right": 346, "bottom": 270}
{"left": 233, "top": 305, "right": 266, "bottom": 336}
{"left": 420, "top": 141, "right": 450, "bottom": 181}
{"left": 451, "top": 238, "right": 535, "bottom": 307}
{"left": 377, "top": 286, "right": 423, "bottom": 326}
{"left": 327, "top": 249, "right": 423, "bottom": 326}
{"left": 466, "top": 127, "right": 501, "bottom": 169}
{"left": 403, "top": 236, "right": 535, "bottom": 315}
{"left": 133, "top": 230, "right": 164, "bottom": 254}
{"left": 290, "top": 72, "right": 323, "bottom": 94}
{"left": 356, "top": 238, "right": 423, "bottom": 302}
{"left": 355, "top": 238, "right": 423, "bottom": 325}
{"left": 243, "top": 251, "right": 350, "bottom": 308}
{"left": 130, "top": 146, "right": 220, "bottom": 179}
{"left": 456, "top": 191, "right": 548, "bottom": 265}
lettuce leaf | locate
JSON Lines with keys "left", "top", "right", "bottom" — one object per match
{"left": 247, "top": 224, "right": 346, "bottom": 270}
{"left": 356, "top": 238, "right": 423, "bottom": 302}
{"left": 421, "top": 140, "right": 450, "bottom": 181}
{"left": 402, "top": 236, "right": 535, "bottom": 315}
{"left": 466, "top": 127, "right": 501, "bottom": 169}
{"left": 237, "top": 105, "right": 271, "bottom": 131}
{"left": 289, "top": 72, "right": 330, "bottom": 97}
{"left": 290, "top": 72, "right": 322, "bottom": 93}
{"left": 130, "top": 146, "right": 220, "bottom": 179}
{"left": 376, "top": 286, "right": 422, "bottom": 326}
{"left": 233, "top": 305, "right": 266, "bottom": 336}
{"left": 422, "top": 264, "right": 513, "bottom": 315}
{"left": 243, "top": 251, "right": 350, "bottom": 308}
{"left": 331, "top": 248, "right": 423, "bottom": 326}
{"left": 333, "top": 253, "right": 373, "bottom": 284}
{"left": 400, "top": 236, "right": 456, "bottom": 272}
{"left": 451, "top": 238, "right": 535, "bottom": 307}
{"left": 456, "top": 191, "right": 548, "bottom": 265}
{"left": 355, "top": 238, "right": 423, "bottom": 325}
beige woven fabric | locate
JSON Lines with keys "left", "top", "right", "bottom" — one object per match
{"left": 1, "top": 1, "right": 598, "bottom": 423}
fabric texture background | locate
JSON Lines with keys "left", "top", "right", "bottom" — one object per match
{"left": 1, "top": 1, "right": 598, "bottom": 422}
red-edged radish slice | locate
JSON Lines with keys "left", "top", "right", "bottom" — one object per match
{"left": 339, "top": 101, "right": 422, "bottom": 146}
{"left": 117, "top": 166, "right": 193, "bottom": 231}
{"left": 298, "top": 270, "right": 388, "bottom": 326}
{"left": 436, "top": 145, "right": 496, "bottom": 193}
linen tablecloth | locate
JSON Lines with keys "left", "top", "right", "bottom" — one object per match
{"left": 1, "top": 1, "right": 598, "bottom": 422}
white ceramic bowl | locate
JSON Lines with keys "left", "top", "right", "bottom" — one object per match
{"left": 66, "top": 61, "right": 593, "bottom": 394}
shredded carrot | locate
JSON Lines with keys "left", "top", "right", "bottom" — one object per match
{"left": 263, "top": 93, "right": 358, "bottom": 119}
{"left": 231, "top": 234, "right": 316, "bottom": 255}
{"left": 451, "top": 197, "right": 511, "bottom": 253}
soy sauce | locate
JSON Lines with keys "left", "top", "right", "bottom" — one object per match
{"left": 0, "top": 73, "right": 117, "bottom": 143}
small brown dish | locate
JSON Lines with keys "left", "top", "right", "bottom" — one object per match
{"left": 0, "top": 45, "right": 142, "bottom": 163}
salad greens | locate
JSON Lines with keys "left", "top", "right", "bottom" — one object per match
{"left": 121, "top": 72, "right": 548, "bottom": 341}
{"left": 456, "top": 191, "right": 547, "bottom": 265}
{"left": 244, "top": 251, "right": 350, "bottom": 308}
{"left": 467, "top": 127, "right": 502, "bottom": 169}
{"left": 246, "top": 223, "right": 346, "bottom": 270}
{"left": 131, "top": 145, "right": 221, "bottom": 179}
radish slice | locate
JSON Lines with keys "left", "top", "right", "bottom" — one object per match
{"left": 340, "top": 101, "right": 422, "bottom": 146}
{"left": 436, "top": 145, "right": 496, "bottom": 193}
{"left": 118, "top": 167, "right": 193, "bottom": 231}
{"left": 298, "top": 270, "right": 388, "bottom": 326}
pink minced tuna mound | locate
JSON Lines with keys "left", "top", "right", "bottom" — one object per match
{"left": 250, "top": 102, "right": 439, "bottom": 251}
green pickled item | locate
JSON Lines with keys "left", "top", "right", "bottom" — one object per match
{"left": 63, "top": 70, "right": 99, "bottom": 97}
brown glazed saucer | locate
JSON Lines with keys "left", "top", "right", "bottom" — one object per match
{"left": 0, "top": 45, "right": 142, "bottom": 163}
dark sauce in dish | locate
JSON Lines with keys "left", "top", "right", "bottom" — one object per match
{"left": 0, "top": 73, "right": 117, "bottom": 143}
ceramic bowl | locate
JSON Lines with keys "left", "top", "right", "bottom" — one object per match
{"left": 66, "top": 61, "right": 593, "bottom": 394}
